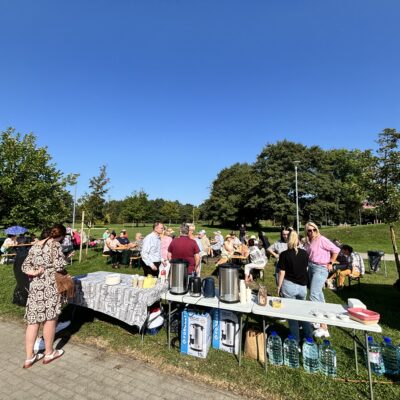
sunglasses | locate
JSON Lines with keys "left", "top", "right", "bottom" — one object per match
{"left": 307, "top": 229, "right": 317, "bottom": 233}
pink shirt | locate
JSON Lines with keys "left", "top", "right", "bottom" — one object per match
{"left": 304, "top": 236, "right": 340, "bottom": 266}
{"left": 161, "top": 236, "right": 173, "bottom": 260}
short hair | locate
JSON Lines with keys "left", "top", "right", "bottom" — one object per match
{"left": 248, "top": 238, "right": 255, "bottom": 247}
{"left": 180, "top": 224, "right": 189, "bottom": 235}
{"left": 153, "top": 221, "right": 163, "bottom": 229}
{"left": 49, "top": 224, "right": 67, "bottom": 239}
{"left": 341, "top": 244, "right": 353, "bottom": 253}
{"left": 187, "top": 224, "right": 195, "bottom": 232}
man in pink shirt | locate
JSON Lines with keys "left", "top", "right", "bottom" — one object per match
{"left": 304, "top": 222, "right": 340, "bottom": 338}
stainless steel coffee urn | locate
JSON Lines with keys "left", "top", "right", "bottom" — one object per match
{"left": 169, "top": 259, "right": 189, "bottom": 295}
{"left": 219, "top": 263, "right": 240, "bottom": 303}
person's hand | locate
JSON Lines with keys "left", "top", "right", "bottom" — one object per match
{"left": 151, "top": 264, "right": 157, "bottom": 271}
{"left": 27, "top": 267, "right": 44, "bottom": 277}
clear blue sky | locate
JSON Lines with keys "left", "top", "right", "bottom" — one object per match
{"left": 1, "top": 1, "right": 399, "bottom": 205}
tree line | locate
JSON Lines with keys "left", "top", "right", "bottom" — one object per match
{"left": 0, "top": 127, "right": 399, "bottom": 232}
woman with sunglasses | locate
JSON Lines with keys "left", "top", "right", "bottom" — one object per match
{"left": 304, "top": 222, "right": 340, "bottom": 338}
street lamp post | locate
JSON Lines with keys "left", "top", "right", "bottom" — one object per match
{"left": 72, "top": 180, "right": 78, "bottom": 230}
{"left": 294, "top": 161, "right": 300, "bottom": 233}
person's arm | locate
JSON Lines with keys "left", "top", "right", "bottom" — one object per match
{"left": 267, "top": 244, "right": 278, "bottom": 259}
{"left": 277, "top": 269, "right": 285, "bottom": 296}
{"left": 194, "top": 253, "right": 200, "bottom": 275}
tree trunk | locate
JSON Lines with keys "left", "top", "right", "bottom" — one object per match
{"left": 390, "top": 225, "right": 400, "bottom": 290}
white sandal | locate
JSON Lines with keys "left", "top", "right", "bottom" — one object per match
{"left": 23, "top": 352, "right": 44, "bottom": 369}
{"left": 43, "top": 349, "right": 64, "bottom": 365}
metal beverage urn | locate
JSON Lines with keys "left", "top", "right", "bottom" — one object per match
{"left": 169, "top": 259, "right": 189, "bottom": 295}
{"left": 219, "top": 263, "right": 240, "bottom": 303}
{"left": 189, "top": 323, "right": 204, "bottom": 351}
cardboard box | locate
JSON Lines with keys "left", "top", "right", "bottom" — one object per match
{"left": 212, "top": 309, "right": 240, "bottom": 355}
{"left": 180, "top": 309, "right": 212, "bottom": 358}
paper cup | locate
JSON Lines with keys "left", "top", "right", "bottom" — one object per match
{"left": 138, "top": 276, "right": 145, "bottom": 288}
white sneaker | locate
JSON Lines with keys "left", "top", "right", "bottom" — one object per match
{"left": 55, "top": 320, "right": 71, "bottom": 334}
{"left": 313, "top": 328, "right": 330, "bottom": 338}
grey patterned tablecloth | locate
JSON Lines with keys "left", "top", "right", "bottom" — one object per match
{"left": 71, "top": 271, "right": 168, "bottom": 329}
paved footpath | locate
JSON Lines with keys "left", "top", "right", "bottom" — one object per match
{"left": 0, "top": 319, "right": 244, "bottom": 400}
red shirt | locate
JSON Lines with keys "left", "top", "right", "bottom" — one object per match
{"left": 168, "top": 236, "right": 200, "bottom": 274}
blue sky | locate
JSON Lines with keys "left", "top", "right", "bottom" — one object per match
{"left": 1, "top": 1, "right": 399, "bottom": 205}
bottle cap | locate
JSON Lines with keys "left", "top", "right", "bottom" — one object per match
{"left": 368, "top": 336, "right": 373, "bottom": 342}
{"left": 383, "top": 337, "right": 391, "bottom": 344}
{"left": 306, "top": 337, "right": 313, "bottom": 343}
{"left": 323, "top": 340, "right": 331, "bottom": 345}
{"left": 288, "top": 334, "right": 294, "bottom": 340}
{"left": 271, "top": 331, "right": 277, "bottom": 336}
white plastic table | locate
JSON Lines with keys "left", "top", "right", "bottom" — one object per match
{"left": 252, "top": 296, "right": 382, "bottom": 400}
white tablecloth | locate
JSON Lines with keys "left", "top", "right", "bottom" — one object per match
{"left": 72, "top": 271, "right": 168, "bottom": 329}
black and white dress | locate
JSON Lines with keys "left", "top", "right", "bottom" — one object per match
{"left": 22, "top": 240, "right": 66, "bottom": 324}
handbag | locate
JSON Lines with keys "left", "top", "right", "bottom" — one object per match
{"left": 244, "top": 328, "right": 265, "bottom": 362}
{"left": 55, "top": 270, "right": 75, "bottom": 299}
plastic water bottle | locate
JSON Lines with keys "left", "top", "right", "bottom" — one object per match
{"left": 319, "top": 340, "right": 337, "bottom": 377}
{"left": 366, "top": 336, "right": 384, "bottom": 375}
{"left": 302, "top": 337, "right": 319, "bottom": 373}
{"left": 267, "top": 331, "right": 283, "bottom": 365}
{"left": 382, "top": 337, "right": 399, "bottom": 375}
{"left": 283, "top": 334, "right": 299, "bottom": 368}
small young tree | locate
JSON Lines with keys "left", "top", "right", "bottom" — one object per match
{"left": 79, "top": 165, "right": 110, "bottom": 226}
{"left": 371, "top": 128, "right": 400, "bottom": 289}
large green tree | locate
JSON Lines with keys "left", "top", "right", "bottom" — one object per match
{"left": 370, "top": 128, "right": 400, "bottom": 288}
{"left": 0, "top": 128, "right": 73, "bottom": 229}
{"left": 121, "top": 190, "right": 150, "bottom": 226}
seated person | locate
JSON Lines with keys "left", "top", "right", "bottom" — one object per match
{"left": 210, "top": 231, "right": 224, "bottom": 257}
{"left": 244, "top": 239, "right": 267, "bottom": 282}
{"left": 103, "top": 231, "right": 122, "bottom": 268}
{"left": 215, "top": 235, "right": 235, "bottom": 266}
{"left": 326, "top": 244, "right": 364, "bottom": 290}
{"left": 0, "top": 234, "right": 17, "bottom": 264}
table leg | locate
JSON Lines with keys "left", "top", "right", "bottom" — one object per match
{"left": 353, "top": 329, "right": 359, "bottom": 375}
{"left": 365, "top": 332, "right": 374, "bottom": 400}
{"left": 263, "top": 318, "right": 268, "bottom": 372}
{"left": 239, "top": 314, "right": 243, "bottom": 366}
{"left": 168, "top": 301, "right": 171, "bottom": 350}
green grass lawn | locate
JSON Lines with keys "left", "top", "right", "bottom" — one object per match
{"left": 1, "top": 224, "right": 400, "bottom": 400}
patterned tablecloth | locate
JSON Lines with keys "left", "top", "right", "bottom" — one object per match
{"left": 71, "top": 271, "right": 168, "bottom": 330}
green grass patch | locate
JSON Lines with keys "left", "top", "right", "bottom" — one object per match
{"left": 1, "top": 224, "right": 400, "bottom": 399}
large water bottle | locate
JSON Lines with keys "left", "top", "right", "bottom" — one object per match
{"left": 366, "top": 336, "right": 384, "bottom": 376}
{"left": 283, "top": 334, "right": 299, "bottom": 368}
{"left": 382, "top": 337, "right": 399, "bottom": 375}
{"left": 302, "top": 337, "right": 319, "bottom": 373}
{"left": 267, "top": 331, "right": 283, "bottom": 365}
{"left": 319, "top": 340, "right": 337, "bottom": 377}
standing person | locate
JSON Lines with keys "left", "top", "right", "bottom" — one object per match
{"left": 167, "top": 224, "right": 200, "bottom": 276}
{"left": 21, "top": 224, "right": 68, "bottom": 368}
{"left": 12, "top": 235, "right": 33, "bottom": 306}
{"left": 304, "top": 222, "right": 340, "bottom": 338}
{"left": 239, "top": 224, "right": 247, "bottom": 244}
{"left": 267, "top": 227, "right": 290, "bottom": 285}
{"left": 141, "top": 222, "right": 164, "bottom": 277}
{"left": 160, "top": 228, "right": 174, "bottom": 278}
{"left": 277, "top": 230, "right": 313, "bottom": 342}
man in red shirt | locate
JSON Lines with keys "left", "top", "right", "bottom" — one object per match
{"left": 167, "top": 224, "right": 200, "bottom": 275}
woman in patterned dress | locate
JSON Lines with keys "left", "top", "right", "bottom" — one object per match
{"left": 21, "top": 224, "right": 67, "bottom": 368}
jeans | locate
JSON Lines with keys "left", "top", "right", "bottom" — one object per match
{"left": 308, "top": 262, "right": 329, "bottom": 303}
{"left": 281, "top": 280, "right": 313, "bottom": 342}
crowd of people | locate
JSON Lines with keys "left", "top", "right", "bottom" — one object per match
{"left": 4, "top": 219, "right": 364, "bottom": 369}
